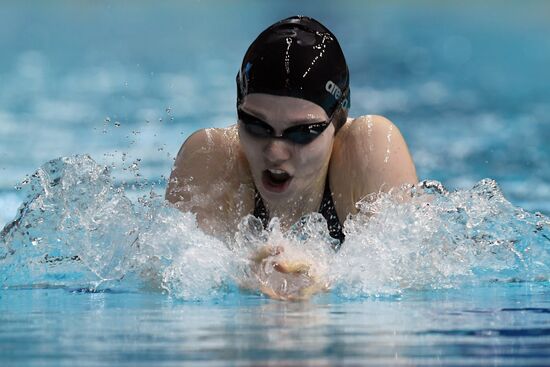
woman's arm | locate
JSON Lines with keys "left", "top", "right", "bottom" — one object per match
{"left": 330, "top": 115, "right": 418, "bottom": 215}
{"left": 166, "top": 127, "right": 251, "bottom": 238}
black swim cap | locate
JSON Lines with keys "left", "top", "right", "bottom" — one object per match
{"left": 236, "top": 16, "right": 350, "bottom": 118}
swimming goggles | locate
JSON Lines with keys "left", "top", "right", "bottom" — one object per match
{"left": 237, "top": 109, "right": 331, "bottom": 145}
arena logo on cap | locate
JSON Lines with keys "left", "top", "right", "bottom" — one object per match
{"left": 325, "top": 80, "right": 342, "bottom": 100}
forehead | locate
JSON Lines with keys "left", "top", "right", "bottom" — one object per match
{"left": 240, "top": 93, "right": 329, "bottom": 123}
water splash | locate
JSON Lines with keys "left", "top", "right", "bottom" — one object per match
{"left": 332, "top": 180, "right": 550, "bottom": 298}
{"left": 0, "top": 155, "right": 237, "bottom": 300}
{"left": 1, "top": 156, "right": 548, "bottom": 301}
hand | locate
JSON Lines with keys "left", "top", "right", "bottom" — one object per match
{"left": 248, "top": 244, "right": 329, "bottom": 301}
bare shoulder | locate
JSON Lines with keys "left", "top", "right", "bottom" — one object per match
{"left": 334, "top": 114, "right": 416, "bottom": 169}
{"left": 166, "top": 125, "right": 246, "bottom": 203}
{"left": 330, "top": 115, "right": 418, "bottom": 215}
{"left": 176, "top": 126, "right": 239, "bottom": 164}
{"left": 165, "top": 125, "right": 254, "bottom": 238}
{"left": 336, "top": 115, "right": 399, "bottom": 146}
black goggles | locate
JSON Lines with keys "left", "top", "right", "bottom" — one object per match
{"left": 237, "top": 109, "right": 331, "bottom": 145}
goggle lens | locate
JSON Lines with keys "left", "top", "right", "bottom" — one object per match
{"left": 238, "top": 110, "right": 330, "bottom": 145}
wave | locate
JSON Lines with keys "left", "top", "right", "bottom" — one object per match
{"left": 1, "top": 155, "right": 548, "bottom": 300}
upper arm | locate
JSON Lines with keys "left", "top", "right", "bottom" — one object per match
{"left": 166, "top": 128, "right": 220, "bottom": 205}
{"left": 165, "top": 126, "right": 252, "bottom": 238}
{"left": 356, "top": 115, "right": 417, "bottom": 193}
{"left": 165, "top": 128, "right": 231, "bottom": 231}
{"left": 331, "top": 115, "right": 418, "bottom": 210}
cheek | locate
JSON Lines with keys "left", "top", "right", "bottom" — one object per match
{"left": 294, "top": 137, "right": 333, "bottom": 175}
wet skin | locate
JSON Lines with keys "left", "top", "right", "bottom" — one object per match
{"left": 165, "top": 93, "right": 418, "bottom": 299}
{"left": 237, "top": 94, "right": 336, "bottom": 228}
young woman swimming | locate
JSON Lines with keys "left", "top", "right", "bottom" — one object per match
{"left": 166, "top": 16, "right": 417, "bottom": 299}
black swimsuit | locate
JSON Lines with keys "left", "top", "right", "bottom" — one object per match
{"left": 253, "top": 177, "right": 345, "bottom": 246}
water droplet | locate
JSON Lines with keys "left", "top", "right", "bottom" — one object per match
{"left": 114, "top": 121, "right": 121, "bottom": 127}
{"left": 384, "top": 124, "right": 393, "bottom": 163}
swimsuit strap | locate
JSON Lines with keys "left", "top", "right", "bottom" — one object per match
{"left": 319, "top": 177, "right": 345, "bottom": 245}
{"left": 253, "top": 189, "right": 270, "bottom": 229}
{"left": 253, "top": 177, "right": 345, "bottom": 246}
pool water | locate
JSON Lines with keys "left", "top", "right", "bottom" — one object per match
{"left": 1, "top": 1, "right": 550, "bottom": 365}
{"left": 1, "top": 284, "right": 549, "bottom": 366}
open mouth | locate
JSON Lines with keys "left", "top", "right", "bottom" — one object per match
{"left": 262, "top": 169, "right": 292, "bottom": 193}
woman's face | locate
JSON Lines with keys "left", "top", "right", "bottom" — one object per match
{"left": 238, "top": 93, "right": 335, "bottom": 204}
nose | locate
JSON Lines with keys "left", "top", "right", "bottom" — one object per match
{"left": 263, "top": 138, "right": 291, "bottom": 165}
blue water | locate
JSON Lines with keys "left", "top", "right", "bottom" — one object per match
{"left": 1, "top": 1, "right": 550, "bottom": 365}
{"left": 1, "top": 284, "right": 549, "bottom": 366}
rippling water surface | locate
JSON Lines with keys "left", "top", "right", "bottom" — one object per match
{"left": 2, "top": 285, "right": 550, "bottom": 366}
{"left": 1, "top": 1, "right": 550, "bottom": 365}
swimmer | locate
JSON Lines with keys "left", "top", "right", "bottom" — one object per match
{"left": 166, "top": 16, "right": 417, "bottom": 299}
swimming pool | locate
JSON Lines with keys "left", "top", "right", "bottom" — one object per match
{"left": 1, "top": 284, "right": 549, "bottom": 366}
{"left": 1, "top": 1, "right": 549, "bottom": 365}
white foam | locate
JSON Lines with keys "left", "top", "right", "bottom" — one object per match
{"left": 1, "top": 156, "right": 548, "bottom": 301}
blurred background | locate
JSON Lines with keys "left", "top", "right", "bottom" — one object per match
{"left": 1, "top": 0, "right": 549, "bottom": 225}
